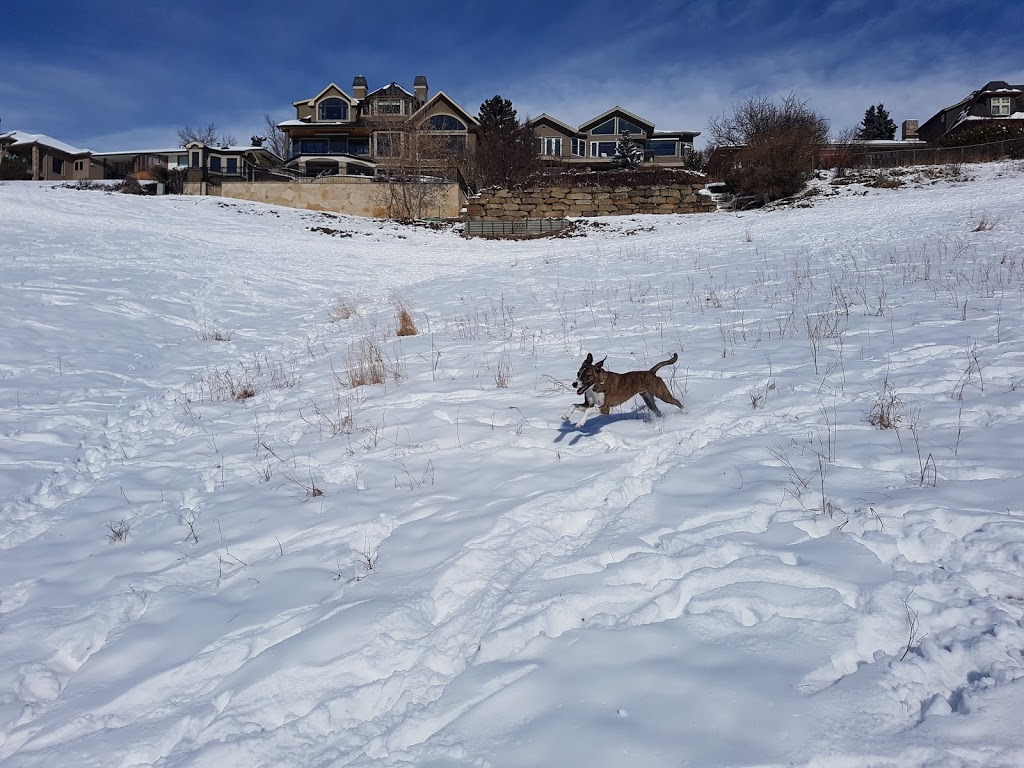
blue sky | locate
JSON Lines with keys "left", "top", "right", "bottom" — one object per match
{"left": 2, "top": 0, "right": 1021, "bottom": 151}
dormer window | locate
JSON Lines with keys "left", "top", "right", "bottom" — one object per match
{"left": 318, "top": 98, "right": 348, "bottom": 121}
{"left": 991, "top": 96, "right": 1011, "bottom": 116}
{"left": 376, "top": 100, "right": 405, "bottom": 115}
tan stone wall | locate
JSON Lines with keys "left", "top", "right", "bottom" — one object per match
{"left": 219, "top": 178, "right": 463, "bottom": 219}
{"left": 464, "top": 181, "right": 716, "bottom": 219}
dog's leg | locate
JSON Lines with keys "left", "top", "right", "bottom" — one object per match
{"left": 651, "top": 381, "right": 684, "bottom": 410}
{"left": 575, "top": 406, "right": 600, "bottom": 428}
{"left": 562, "top": 401, "right": 587, "bottom": 420}
{"left": 639, "top": 392, "right": 663, "bottom": 416}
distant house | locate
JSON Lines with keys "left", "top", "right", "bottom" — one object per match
{"left": 917, "top": 81, "right": 1024, "bottom": 143}
{"left": 0, "top": 131, "right": 101, "bottom": 180}
{"left": 89, "top": 143, "right": 282, "bottom": 183}
{"left": 528, "top": 107, "right": 700, "bottom": 169}
{"left": 88, "top": 147, "right": 190, "bottom": 180}
{"left": 279, "top": 75, "right": 478, "bottom": 177}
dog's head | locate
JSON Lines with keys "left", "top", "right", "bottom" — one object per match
{"left": 572, "top": 352, "right": 606, "bottom": 395}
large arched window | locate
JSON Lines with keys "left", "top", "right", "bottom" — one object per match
{"left": 424, "top": 114, "right": 466, "bottom": 131}
{"left": 318, "top": 98, "right": 348, "bottom": 121}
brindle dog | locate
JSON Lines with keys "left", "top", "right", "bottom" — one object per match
{"left": 562, "top": 352, "right": 683, "bottom": 428}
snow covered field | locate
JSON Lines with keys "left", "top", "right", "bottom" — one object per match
{"left": 1, "top": 165, "right": 1023, "bottom": 767}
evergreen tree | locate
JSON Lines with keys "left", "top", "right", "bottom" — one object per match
{"left": 614, "top": 130, "right": 644, "bottom": 167}
{"left": 472, "top": 95, "right": 539, "bottom": 188}
{"left": 478, "top": 96, "right": 518, "bottom": 134}
{"left": 857, "top": 103, "right": 897, "bottom": 140}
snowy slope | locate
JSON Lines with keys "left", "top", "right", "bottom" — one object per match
{"left": 1, "top": 166, "right": 1023, "bottom": 768}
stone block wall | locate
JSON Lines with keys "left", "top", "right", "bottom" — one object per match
{"left": 464, "top": 181, "right": 716, "bottom": 220}
{"left": 219, "top": 179, "right": 462, "bottom": 219}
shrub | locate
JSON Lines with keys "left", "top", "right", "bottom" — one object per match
{"left": 939, "top": 123, "right": 1024, "bottom": 148}
{"left": 0, "top": 153, "right": 30, "bottom": 180}
{"left": 328, "top": 298, "right": 357, "bottom": 323}
{"left": 396, "top": 306, "right": 418, "bottom": 336}
{"left": 348, "top": 338, "right": 386, "bottom": 387}
{"left": 708, "top": 93, "right": 829, "bottom": 202}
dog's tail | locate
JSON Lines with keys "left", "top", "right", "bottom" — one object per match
{"left": 649, "top": 352, "right": 679, "bottom": 373}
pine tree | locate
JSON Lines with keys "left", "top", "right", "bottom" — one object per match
{"left": 472, "top": 95, "right": 539, "bottom": 188}
{"left": 478, "top": 96, "right": 518, "bottom": 134}
{"left": 614, "top": 130, "right": 644, "bottom": 167}
{"left": 857, "top": 103, "right": 897, "bottom": 140}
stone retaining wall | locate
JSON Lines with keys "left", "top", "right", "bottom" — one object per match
{"left": 465, "top": 181, "right": 716, "bottom": 219}
{"left": 220, "top": 179, "right": 462, "bottom": 219}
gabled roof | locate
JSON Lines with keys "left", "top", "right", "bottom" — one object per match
{"left": 528, "top": 113, "right": 578, "bottom": 135}
{"left": 411, "top": 91, "right": 479, "bottom": 127}
{"left": 579, "top": 106, "right": 655, "bottom": 132}
{"left": 920, "top": 80, "right": 1024, "bottom": 134}
{"left": 2, "top": 131, "right": 91, "bottom": 155}
{"left": 293, "top": 82, "right": 356, "bottom": 108}
{"left": 978, "top": 80, "right": 1023, "bottom": 95}
{"left": 366, "top": 82, "right": 415, "bottom": 100}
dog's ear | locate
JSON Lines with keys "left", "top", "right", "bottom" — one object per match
{"left": 584, "top": 353, "right": 593, "bottom": 364}
{"left": 596, "top": 356, "right": 607, "bottom": 369}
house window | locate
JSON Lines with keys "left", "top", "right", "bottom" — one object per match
{"left": 74, "top": 159, "right": 85, "bottom": 172}
{"left": 423, "top": 134, "right": 467, "bottom": 158}
{"left": 572, "top": 138, "right": 586, "bottom": 157}
{"left": 226, "top": 157, "right": 238, "bottom": 174}
{"left": 318, "top": 98, "right": 348, "bottom": 121}
{"left": 176, "top": 155, "right": 188, "bottom": 166}
{"left": 190, "top": 152, "right": 201, "bottom": 168}
{"left": 52, "top": 157, "right": 64, "bottom": 175}
{"left": 647, "top": 140, "right": 677, "bottom": 156}
{"left": 424, "top": 114, "right": 466, "bottom": 131}
{"left": 376, "top": 132, "right": 402, "bottom": 156}
{"left": 591, "top": 141, "right": 617, "bottom": 158}
{"left": 447, "top": 135, "right": 467, "bottom": 154}
{"left": 348, "top": 139, "right": 369, "bottom": 156}
{"left": 618, "top": 119, "right": 646, "bottom": 136}
{"left": 991, "top": 96, "right": 1012, "bottom": 116}
{"left": 300, "top": 139, "right": 329, "bottom": 155}
{"left": 539, "top": 137, "right": 562, "bottom": 156}
{"left": 210, "top": 156, "right": 222, "bottom": 171}
{"left": 377, "top": 100, "right": 404, "bottom": 115}
{"left": 591, "top": 118, "right": 616, "bottom": 135}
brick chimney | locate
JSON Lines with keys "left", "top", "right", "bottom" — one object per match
{"left": 902, "top": 119, "right": 919, "bottom": 141}
{"left": 414, "top": 75, "right": 428, "bottom": 104}
{"left": 352, "top": 75, "right": 367, "bottom": 101}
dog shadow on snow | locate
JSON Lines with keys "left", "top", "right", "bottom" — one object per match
{"left": 553, "top": 412, "right": 646, "bottom": 446}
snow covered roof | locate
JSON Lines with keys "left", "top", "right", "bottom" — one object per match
{"left": 90, "top": 148, "right": 185, "bottom": 158}
{"left": 2, "top": 130, "right": 91, "bottom": 155}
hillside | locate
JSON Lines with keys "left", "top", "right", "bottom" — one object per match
{"left": 1, "top": 166, "right": 1023, "bottom": 767}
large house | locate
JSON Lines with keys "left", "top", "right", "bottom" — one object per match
{"left": 917, "top": 80, "right": 1024, "bottom": 143}
{"left": 528, "top": 107, "right": 699, "bottom": 169}
{"left": 0, "top": 131, "right": 101, "bottom": 181}
{"left": 279, "top": 75, "right": 478, "bottom": 177}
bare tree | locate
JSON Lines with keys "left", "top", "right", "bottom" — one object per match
{"left": 828, "top": 126, "right": 865, "bottom": 178}
{"left": 262, "top": 114, "right": 290, "bottom": 159}
{"left": 368, "top": 115, "right": 466, "bottom": 220}
{"left": 177, "top": 123, "right": 237, "bottom": 147}
{"left": 708, "top": 93, "right": 828, "bottom": 201}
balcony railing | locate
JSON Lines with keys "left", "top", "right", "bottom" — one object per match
{"left": 290, "top": 142, "right": 371, "bottom": 160}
